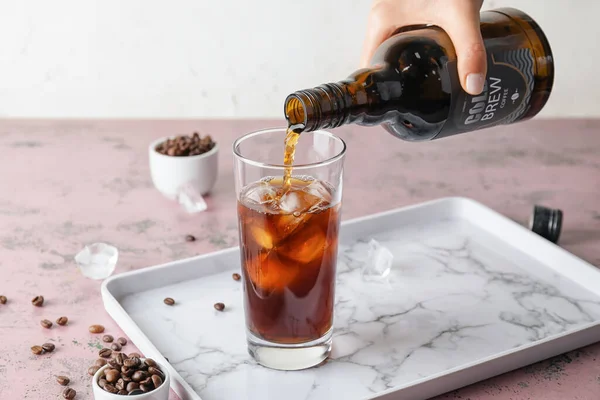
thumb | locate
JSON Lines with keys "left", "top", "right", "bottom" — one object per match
{"left": 441, "top": 13, "right": 487, "bottom": 95}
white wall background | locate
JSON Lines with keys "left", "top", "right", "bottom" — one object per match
{"left": 0, "top": 0, "right": 597, "bottom": 118}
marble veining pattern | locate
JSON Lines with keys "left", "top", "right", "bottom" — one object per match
{"left": 120, "top": 219, "right": 600, "bottom": 400}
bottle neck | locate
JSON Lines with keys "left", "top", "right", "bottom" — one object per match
{"left": 284, "top": 82, "right": 363, "bottom": 133}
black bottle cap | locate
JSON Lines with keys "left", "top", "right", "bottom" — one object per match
{"left": 529, "top": 205, "right": 563, "bottom": 244}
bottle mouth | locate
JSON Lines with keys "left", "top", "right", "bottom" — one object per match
{"left": 284, "top": 94, "right": 309, "bottom": 133}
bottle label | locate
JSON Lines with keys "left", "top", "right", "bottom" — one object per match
{"left": 440, "top": 48, "right": 534, "bottom": 137}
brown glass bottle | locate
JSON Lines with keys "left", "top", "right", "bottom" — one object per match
{"left": 284, "top": 8, "right": 554, "bottom": 141}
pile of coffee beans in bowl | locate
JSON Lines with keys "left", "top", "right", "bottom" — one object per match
{"left": 155, "top": 132, "right": 215, "bottom": 157}
{"left": 96, "top": 356, "right": 165, "bottom": 395}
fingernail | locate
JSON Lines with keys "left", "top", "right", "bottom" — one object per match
{"left": 466, "top": 73, "right": 485, "bottom": 95}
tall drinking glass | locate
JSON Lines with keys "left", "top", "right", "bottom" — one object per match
{"left": 233, "top": 128, "right": 346, "bottom": 370}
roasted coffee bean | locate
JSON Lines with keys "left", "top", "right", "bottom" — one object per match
{"left": 114, "top": 352, "right": 126, "bottom": 366}
{"left": 31, "top": 295, "right": 44, "bottom": 307}
{"left": 185, "top": 234, "right": 196, "bottom": 242}
{"left": 144, "top": 358, "right": 157, "bottom": 368}
{"left": 148, "top": 366, "right": 164, "bottom": 379}
{"left": 89, "top": 324, "right": 105, "bottom": 333}
{"left": 105, "top": 368, "right": 121, "bottom": 383}
{"left": 41, "top": 343, "right": 55, "bottom": 352}
{"left": 31, "top": 345, "right": 43, "bottom": 355}
{"left": 128, "top": 389, "right": 144, "bottom": 395}
{"left": 117, "top": 337, "right": 127, "bottom": 346}
{"left": 98, "top": 378, "right": 108, "bottom": 389}
{"left": 0, "top": 295, "right": 7, "bottom": 304}
{"left": 107, "top": 358, "right": 120, "bottom": 369}
{"left": 232, "top": 273, "right": 241, "bottom": 281}
{"left": 88, "top": 365, "right": 100, "bottom": 376}
{"left": 140, "top": 361, "right": 149, "bottom": 371}
{"left": 40, "top": 319, "right": 53, "bottom": 329}
{"left": 115, "top": 378, "right": 125, "bottom": 391}
{"left": 56, "top": 376, "right": 70, "bottom": 386}
{"left": 128, "top": 352, "right": 141, "bottom": 358}
{"left": 102, "top": 334, "right": 114, "bottom": 343}
{"left": 214, "top": 302, "right": 225, "bottom": 311}
{"left": 124, "top": 356, "right": 140, "bottom": 368}
{"left": 139, "top": 377, "right": 153, "bottom": 386}
{"left": 126, "top": 382, "right": 139, "bottom": 392}
{"left": 132, "top": 370, "right": 148, "bottom": 382}
{"left": 62, "top": 387, "right": 76, "bottom": 399}
{"left": 140, "top": 383, "right": 153, "bottom": 393}
{"left": 121, "top": 366, "right": 134, "bottom": 377}
{"left": 99, "top": 348, "right": 112, "bottom": 358}
{"left": 151, "top": 374, "right": 163, "bottom": 388}
{"left": 163, "top": 297, "right": 175, "bottom": 306}
{"left": 110, "top": 342, "right": 122, "bottom": 351}
{"left": 117, "top": 389, "right": 128, "bottom": 395}
{"left": 95, "top": 358, "right": 107, "bottom": 367}
{"left": 103, "top": 383, "right": 118, "bottom": 394}
{"left": 56, "top": 316, "right": 68, "bottom": 326}
{"left": 122, "top": 375, "right": 132, "bottom": 383}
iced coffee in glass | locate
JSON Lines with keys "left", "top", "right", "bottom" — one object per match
{"left": 233, "top": 128, "right": 346, "bottom": 370}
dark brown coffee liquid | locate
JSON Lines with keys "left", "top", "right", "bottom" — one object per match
{"left": 238, "top": 177, "right": 340, "bottom": 343}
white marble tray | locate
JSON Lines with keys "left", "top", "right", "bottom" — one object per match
{"left": 101, "top": 197, "right": 600, "bottom": 400}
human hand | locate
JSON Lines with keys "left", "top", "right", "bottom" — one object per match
{"left": 360, "top": 0, "right": 486, "bottom": 95}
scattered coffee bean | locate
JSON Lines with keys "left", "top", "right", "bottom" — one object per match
{"left": 117, "top": 389, "right": 128, "bottom": 395}
{"left": 99, "top": 348, "right": 112, "bottom": 358}
{"left": 163, "top": 297, "right": 175, "bottom": 306}
{"left": 89, "top": 324, "right": 105, "bottom": 333}
{"left": 41, "top": 343, "right": 55, "bottom": 353}
{"left": 32, "top": 295, "right": 44, "bottom": 307}
{"left": 214, "top": 302, "right": 225, "bottom": 311}
{"left": 144, "top": 358, "right": 157, "bottom": 368}
{"left": 95, "top": 358, "right": 107, "bottom": 367}
{"left": 111, "top": 342, "right": 122, "bottom": 351}
{"left": 124, "top": 356, "right": 140, "bottom": 368}
{"left": 126, "top": 381, "right": 139, "bottom": 392}
{"left": 155, "top": 132, "right": 216, "bottom": 157}
{"left": 62, "top": 387, "right": 76, "bottom": 399}
{"left": 185, "top": 234, "right": 196, "bottom": 242}
{"left": 31, "top": 345, "right": 44, "bottom": 355}
{"left": 151, "top": 374, "right": 163, "bottom": 388}
{"left": 102, "top": 334, "right": 114, "bottom": 343}
{"left": 232, "top": 273, "right": 241, "bottom": 281}
{"left": 88, "top": 365, "right": 100, "bottom": 376}
{"left": 0, "top": 295, "right": 7, "bottom": 304}
{"left": 103, "top": 383, "right": 118, "bottom": 394}
{"left": 40, "top": 319, "right": 53, "bottom": 329}
{"left": 128, "top": 389, "right": 144, "bottom": 395}
{"left": 56, "top": 316, "right": 68, "bottom": 326}
{"left": 128, "top": 352, "right": 141, "bottom": 358}
{"left": 105, "top": 368, "right": 121, "bottom": 383}
{"left": 56, "top": 376, "right": 70, "bottom": 386}
{"left": 117, "top": 337, "right": 127, "bottom": 346}
{"left": 98, "top": 378, "right": 108, "bottom": 389}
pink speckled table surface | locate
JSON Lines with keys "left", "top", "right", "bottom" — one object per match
{"left": 0, "top": 119, "right": 599, "bottom": 400}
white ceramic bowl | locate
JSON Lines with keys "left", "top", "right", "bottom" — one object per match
{"left": 149, "top": 136, "right": 219, "bottom": 199}
{"left": 92, "top": 359, "right": 170, "bottom": 400}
